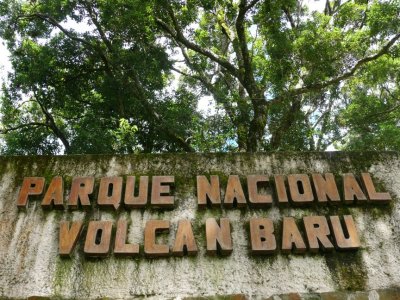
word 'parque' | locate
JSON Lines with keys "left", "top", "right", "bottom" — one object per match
{"left": 17, "top": 173, "right": 391, "bottom": 210}
{"left": 60, "top": 215, "right": 360, "bottom": 258}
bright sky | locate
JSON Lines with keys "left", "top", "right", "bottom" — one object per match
{"left": 0, "top": 41, "right": 12, "bottom": 83}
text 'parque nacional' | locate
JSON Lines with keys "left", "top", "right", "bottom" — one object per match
{"left": 16, "top": 172, "right": 391, "bottom": 258}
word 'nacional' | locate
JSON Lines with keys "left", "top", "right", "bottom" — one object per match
{"left": 16, "top": 173, "right": 391, "bottom": 258}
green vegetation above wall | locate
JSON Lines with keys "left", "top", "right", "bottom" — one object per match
{"left": 0, "top": 0, "right": 399, "bottom": 154}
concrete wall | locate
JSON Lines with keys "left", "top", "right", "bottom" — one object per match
{"left": 0, "top": 152, "right": 399, "bottom": 299}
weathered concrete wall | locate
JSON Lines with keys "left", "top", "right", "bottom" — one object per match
{"left": 0, "top": 152, "right": 399, "bottom": 299}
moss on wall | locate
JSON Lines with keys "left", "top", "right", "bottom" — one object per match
{"left": 0, "top": 152, "right": 399, "bottom": 299}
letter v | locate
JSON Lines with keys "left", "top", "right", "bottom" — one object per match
{"left": 59, "top": 221, "right": 83, "bottom": 257}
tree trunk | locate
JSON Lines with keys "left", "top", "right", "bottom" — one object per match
{"left": 269, "top": 98, "right": 301, "bottom": 149}
{"left": 246, "top": 100, "right": 268, "bottom": 152}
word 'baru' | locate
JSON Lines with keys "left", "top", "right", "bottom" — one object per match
{"left": 60, "top": 215, "right": 360, "bottom": 258}
{"left": 17, "top": 172, "right": 391, "bottom": 210}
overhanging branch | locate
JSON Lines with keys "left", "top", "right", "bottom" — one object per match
{"left": 0, "top": 122, "right": 49, "bottom": 134}
{"left": 155, "top": 11, "right": 239, "bottom": 78}
{"left": 268, "top": 33, "right": 400, "bottom": 106}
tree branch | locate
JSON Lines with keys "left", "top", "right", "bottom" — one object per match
{"left": 282, "top": 6, "right": 296, "bottom": 29}
{"left": 173, "top": 43, "right": 243, "bottom": 133}
{"left": 269, "top": 33, "right": 400, "bottom": 105}
{"left": 236, "top": 0, "right": 258, "bottom": 99}
{"left": 82, "top": 0, "right": 113, "bottom": 53}
{"left": 170, "top": 66, "right": 204, "bottom": 82}
{"left": 34, "top": 95, "right": 71, "bottom": 154}
{"left": 0, "top": 122, "right": 49, "bottom": 134}
{"left": 18, "top": 13, "right": 90, "bottom": 47}
{"left": 155, "top": 11, "right": 239, "bottom": 78}
{"left": 17, "top": 13, "right": 114, "bottom": 77}
{"left": 128, "top": 71, "right": 195, "bottom": 152}
{"left": 324, "top": 0, "right": 332, "bottom": 15}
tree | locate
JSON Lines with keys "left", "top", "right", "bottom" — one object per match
{"left": 338, "top": 55, "right": 400, "bottom": 150}
{"left": 0, "top": 0, "right": 198, "bottom": 154}
{"left": 0, "top": 0, "right": 399, "bottom": 154}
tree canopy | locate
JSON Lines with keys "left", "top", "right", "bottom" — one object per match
{"left": 0, "top": 0, "right": 399, "bottom": 154}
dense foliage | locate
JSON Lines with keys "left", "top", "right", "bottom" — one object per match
{"left": 0, "top": 0, "right": 399, "bottom": 154}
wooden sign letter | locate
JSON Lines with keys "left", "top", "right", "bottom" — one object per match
{"left": 247, "top": 175, "right": 272, "bottom": 207}
{"left": 224, "top": 175, "right": 247, "bottom": 208}
{"left": 330, "top": 215, "right": 360, "bottom": 250}
{"left": 361, "top": 173, "right": 391, "bottom": 203}
{"left": 249, "top": 218, "right": 276, "bottom": 254}
{"left": 172, "top": 219, "right": 198, "bottom": 256}
{"left": 304, "top": 216, "right": 334, "bottom": 253}
{"left": 288, "top": 174, "right": 314, "bottom": 204}
{"left": 281, "top": 217, "right": 307, "bottom": 254}
{"left": 42, "top": 176, "right": 64, "bottom": 210}
{"left": 17, "top": 177, "right": 45, "bottom": 208}
{"left": 144, "top": 220, "right": 170, "bottom": 257}
{"left": 312, "top": 173, "right": 340, "bottom": 203}
{"left": 197, "top": 175, "right": 221, "bottom": 208}
{"left": 84, "top": 221, "right": 113, "bottom": 257}
{"left": 206, "top": 218, "right": 232, "bottom": 256}
{"left": 68, "top": 177, "right": 94, "bottom": 209}
{"left": 274, "top": 175, "right": 288, "bottom": 203}
{"left": 151, "top": 176, "right": 174, "bottom": 208}
{"left": 97, "top": 176, "right": 123, "bottom": 210}
{"left": 59, "top": 221, "right": 83, "bottom": 257}
{"left": 124, "top": 176, "right": 149, "bottom": 208}
{"left": 114, "top": 219, "right": 139, "bottom": 256}
{"left": 343, "top": 173, "right": 367, "bottom": 204}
